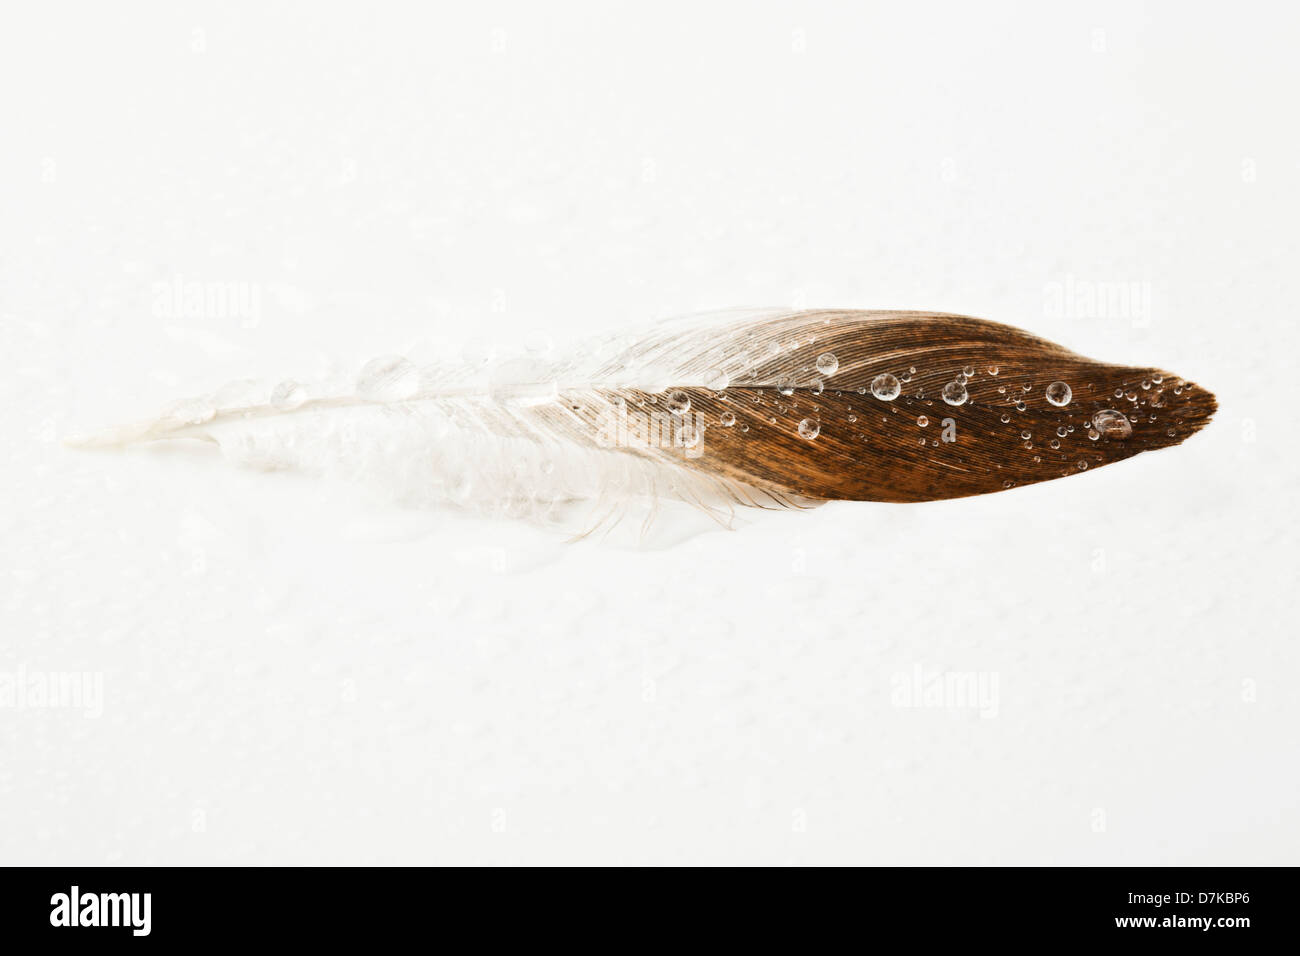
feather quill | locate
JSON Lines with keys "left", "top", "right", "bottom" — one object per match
{"left": 67, "top": 310, "right": 1216, "bottom": 527}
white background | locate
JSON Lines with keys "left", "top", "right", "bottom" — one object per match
{"left": 2, "top": 1, "right": 1296, "bottom": 864}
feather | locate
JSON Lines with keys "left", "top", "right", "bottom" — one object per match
{"left": 66, "top": 309, "right": 1216, "bottom": 526}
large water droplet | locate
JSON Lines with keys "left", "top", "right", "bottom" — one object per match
{"left": 798, "top": 418, "right": 820, "bottom": 439}
{"left": 664, "top": 389, "right": 691, "bottom": 414}
{"left": 816, "top": 352, "right": 839, "bottom": 376}
{"left": 1091, "top": 409, "right": 1133, "bottom": 439}
{"left": 941, "top": 381, "right": 968, "bottom": 406}
{"left": 871, "top": 373, "right": 901, "bottom": 401}
{"left": 358, "top": 356, "right": 419, "bottom": 401}
{"left": 704, "top": 368, "right": 730, "bottom": 391}
{"left": 1045, "top": 381, "right": 1072, "bottom": 406}
{"left": 719, "top": 410, "right": 736, "bottom": 427}
{"left": 916, "top": 415, "right": 929, "bottom": 427}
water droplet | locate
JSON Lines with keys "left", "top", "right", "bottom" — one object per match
{"left": 941, "top": 381, "right": 968, "bottom": 406}
{"left": 1000, "top": 413, "right": 1010, "bottom": 423}
{"left": 1141, "top": 379, "right": 1151, "bottom": 390}
{"left": 1020, "top": 430, "right": 1031, "bottom": 440}
{"left": 810, "top": 379, "right": 825, "bottom": 395}
{"left": 1088, "top": 428, "right": 1100, "bottom": 440}
{"left": 871, "top": 372, "right": 902, "bottom": 401}
{"left": 798, "top": 418, "right": 820, "bottom": 439}
{"left": 1049, "top": 439, "right": 1060, "bottom": 449}
{"left": 1015, "top": 401, "right": 1027, "bottom": 412}
{"left": 1045, "top": 381, "right": 1072, "bottom": 407}
{"left": 987, "top": 366, "right": 1000, "bottom": 376}
{"left": 963, "top": 365, "right": 975, "bottom": 378}
{"left": 271, "top": 380, "right": 307, "bottom": 410}
{"left": 1091, "top": 409, "right": 1133, "bottom": 439}
{"left": 777, "top": 382, "right": 795, "bottom": 397}
{"left": 816, "top": 352, "right": 839, "bottom": 376}
{"left": 955, "top": 372, "right": 968, "bottom": 385}
{"left": 357, "top": 356, "right": 419, "bottom": 401}
{"left": 664, "top": 389, "right": 691, "bottom": 414}
{"left": 1077, "top": 460, "right": 1089, "bottom": 470}
{"left": 917, "top": 415, "right": 929, "bottom": 427}
{"left": 704, "top": 368, "right": 730, "bottom": 391}
{"left": 1057, "top": 426, "right": 1068, "bottom": 437}
{"left": 719, "top": 410, "right": 736, "bottom": 427}
{"left": 1152, "top": 375, "right": 1164, "bottom": 385}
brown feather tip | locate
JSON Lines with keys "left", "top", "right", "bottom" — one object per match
{"left": 623, "top": 311, "right": 1216, "bottom": 503}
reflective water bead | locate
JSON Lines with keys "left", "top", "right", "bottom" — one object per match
{"left": 941, "top": 381, "right": 968, "bottom": 406}
{"left": 871, "top": 373, "right": 902, "bottom": 401}
{"left": 1091, "top": 408, "right": 1133, "bottom": 439}
{"left": 1045, "top": 381, "right": 1072, "bottom": 407}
